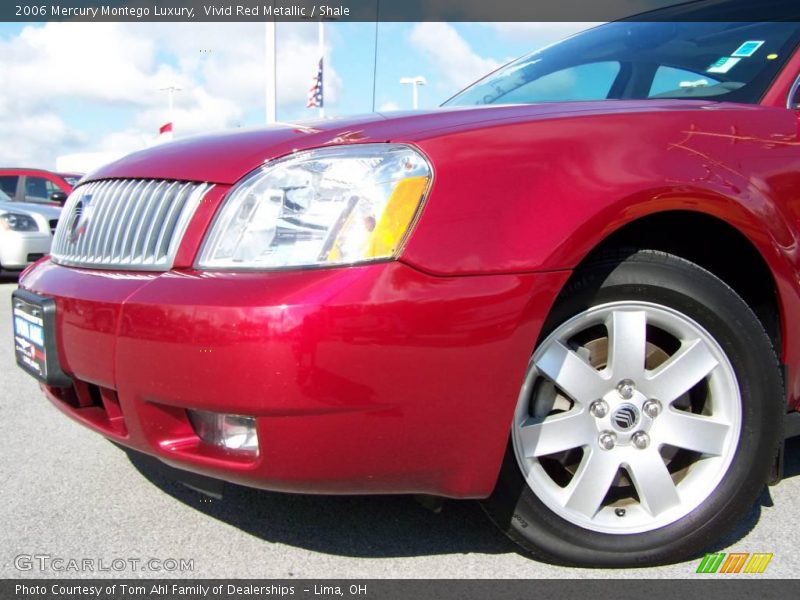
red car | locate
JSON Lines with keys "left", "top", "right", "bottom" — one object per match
{"left": 13, "top": 14, "right": 800, "bottom": 566}
{"left": 0, "top": 168, "right": 78, "bottom": 206}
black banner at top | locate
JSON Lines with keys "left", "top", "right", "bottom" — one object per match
{"left": 4, "top": 0, "right": 800, "bottom": 23}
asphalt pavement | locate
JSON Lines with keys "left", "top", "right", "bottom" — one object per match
{"left": 2, "top": 278, "right": 799, "bottom": 579}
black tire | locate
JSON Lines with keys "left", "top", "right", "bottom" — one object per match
{"left": 482, "top": 249, "right": 784, "bottom": 567}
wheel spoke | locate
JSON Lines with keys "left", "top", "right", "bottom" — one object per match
{"left": 563, "top": 449, "right": 620, "bottom": 518}
{"left": 518, "top": 412, "right": 592, "bottom": 458}
{"left": 656, "top": 410, "right": 731, "bottom": 456}
{"left": 607, "top": 310, "right": 647, "bottom": 378}
{"left": 534, "top": 340, "right": 608, "bottom": 403}
{"left": 626, "top": 450, "right": 681, "bottom": 517}
{"left": 642, "top": 339, "right": 718, "bottom": 403}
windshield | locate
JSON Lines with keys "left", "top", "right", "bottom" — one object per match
{"left": 446, "top": 22, "right": 800, "bottom": 107}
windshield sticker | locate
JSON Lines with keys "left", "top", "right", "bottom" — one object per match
{"left": 707, "top": 57, "right": 741, "bottom": 74}
{"left": 679, "top": 79, "right": 710, "bottom": 88}
{"left": 732, "top": 41, "right": 765, "bottom": 58}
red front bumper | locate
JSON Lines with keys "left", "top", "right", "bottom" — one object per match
{"left": 20, "top": 259, "right": 568, "bottom": 498}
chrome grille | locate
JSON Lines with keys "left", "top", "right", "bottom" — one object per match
{"left": 51, "top": 179, "right": 210, "bottom": 270}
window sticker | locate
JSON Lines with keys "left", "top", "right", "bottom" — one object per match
{"left": 707, "top": 57, "right": 741, "bottom": 74}
{"left": 732, "top": 41, "right": 765, "bottom": 58}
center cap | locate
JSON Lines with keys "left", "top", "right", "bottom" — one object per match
{"left": 611, "top": 403, "right": 639, "bottom": 431}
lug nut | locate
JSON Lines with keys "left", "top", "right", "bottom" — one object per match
{"left": 632, "top": 431, "right": 650, "bottom": 449}
{"left": 598, "top": 431, "right": 616, "bottom": 450}
{"left": 589, "top": 400, "right": 609, "bottom": 418}
{"left": 643, "top": 399, "right": 662, "bottom": 418}
{"left": 617, "top": 379, "right": 635, "bottom": 400}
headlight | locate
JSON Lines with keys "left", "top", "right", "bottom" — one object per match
{"left": 197, "top": 144, "right": 432, "bottom": 269}
{"left": 0, "top": 213, "right": 39, "bottom": 232}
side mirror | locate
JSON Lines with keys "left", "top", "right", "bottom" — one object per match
{"left": 50, "top": 191, "right": 67, "bottom": 205}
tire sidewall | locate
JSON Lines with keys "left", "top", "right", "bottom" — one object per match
{"left": 484, "top": 252, "right": 783, "bottom": 567}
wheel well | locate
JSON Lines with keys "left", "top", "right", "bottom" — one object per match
{"left": 579, "top": 211, "right": 782, "bottom": 353}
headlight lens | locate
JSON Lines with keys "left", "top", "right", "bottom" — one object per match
{"left": 0, "top": 213, "right": 39, "bottom": 232}
{"left": 196, "top": 144, "right": 432, "bottom": 269}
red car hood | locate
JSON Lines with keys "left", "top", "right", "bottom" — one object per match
{"left": 88, "top": 100, "right": 713, "bottom": 185}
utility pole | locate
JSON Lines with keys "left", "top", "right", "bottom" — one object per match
{"left": 400, "top": 76, "right": 426, "bottom": 110}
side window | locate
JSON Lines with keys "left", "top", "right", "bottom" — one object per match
{"left": 497, "top": 62, "right": 621, "bottom": 104}
{"left": 649, "top": 66, "right": 721, "bottom": 97}
{"left": 0, "top": 175, "right": 19, "bottom": 199}
{"left": 24, "top": 176, "right": 59, "bottom": 204}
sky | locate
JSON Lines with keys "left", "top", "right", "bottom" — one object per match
{"left": 0, "top": 21, "right": 594, "bottom": 170}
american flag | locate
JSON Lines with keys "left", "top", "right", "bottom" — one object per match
{"left": 307, "top": 58, "right": 323, "bottom": 108}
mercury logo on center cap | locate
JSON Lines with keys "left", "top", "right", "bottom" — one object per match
{"left": 612, "top": 404, "right": 639, "bottom": 431}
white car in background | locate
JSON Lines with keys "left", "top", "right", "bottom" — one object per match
{"left": 0, "top": 189, "right": 60, "bottom": 271}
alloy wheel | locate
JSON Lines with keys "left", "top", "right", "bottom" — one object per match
{"left": 511, "top": 301, "right": 741, "bottom": 534}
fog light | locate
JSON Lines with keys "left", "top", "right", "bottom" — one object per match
{"left": 188, "top": 410, "right": 259, "bottom": 455}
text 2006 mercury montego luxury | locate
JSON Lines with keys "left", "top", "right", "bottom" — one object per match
{"left": 13, "top": 9, "right": 800, "bottom": 566}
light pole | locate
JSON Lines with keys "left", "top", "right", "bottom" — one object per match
{"left": 400, "top": 76, "right": 426, "bottom": 110}
{"left": 157, "top": 86, "right": 182, "bottom": 141}
{"left": 159, "top": 85, "right": 182, "bottom": 129}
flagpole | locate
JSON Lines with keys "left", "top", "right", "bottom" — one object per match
{"left": 318, "top": 20, "right": 325, "bottom": 119}
{"left": 159, "top": 86, "right": 181, "bottom": 139}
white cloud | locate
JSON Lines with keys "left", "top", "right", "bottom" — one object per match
{"left": 133, "top": 88, "right": 244, "bottom": 136}
{"left": 487, "top": 22, "right": 600, "bottom": 44}
{"left": 0, "top": 113, "right": 85, "bottom": 167}
{"left": 275, "top": 25, "right": 342, "bottom": 106}
{"left": 3, "top": 23, "right": 160, "bottom": 107}
{"left": 406, "top": 22, "right": 601, "bottom": 101}
{"left": 409, "top": 23, "right": 501, "bottom": 92}
{"left": 378, "top": 101, "right": 400, "bottom": 112}
{"left": 0, "top": 22, "right": 153, "bottom": 166}
{"left": 139, "top": 22, "right": 341, "bottom": 108}
{"left": 0, "top": 22, "right": 342, "bottom": 169}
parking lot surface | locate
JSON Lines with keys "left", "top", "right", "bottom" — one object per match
{"left": 2, "top": 279, "right": 799, "bottom": 579}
